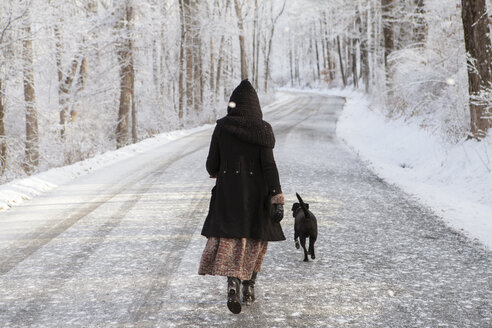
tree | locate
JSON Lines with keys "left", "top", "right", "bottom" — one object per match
{"left": 22, "top": 7, "right": 39, "bottom": 174}
{"left": 337, "top": 35, "right": 347, "bottom": 87}
{"left": 115, "top": 0, "right": 136, "bottom": 148}
{"left": 263, "top": 0, "right": 286, "bottom": 92}
{"left": 461, "top": 0, "right": 492, "bottom": 139}
{"left": 234, "top": 0, "right": 248, "bottom": 80}
{"left": 359, "top": 2, "right": 370, "bottom": 92}
{"left": 414, "top": 0, "right": 427, "bottom": 45}
{"left": 381, "top": 0, "right": 395, "bottom": 70}
{"left": 54, "top": 22, "right": 80, "bottom": 139}
{"left": 0, "top": 78, "right": 5, "bottom": 176}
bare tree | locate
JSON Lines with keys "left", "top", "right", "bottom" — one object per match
{"left": 22, "top": 8, "right": 39, "bottom": 174}
{"left": 360, "top": 3, "right": 370, "bottom": 92}
{"left": 461, "top": 0, "right": 492, "bottom": 139}
{"left": 115, "top": 0, "right": 135, "bottom": 148}
{"left": 178, "top": 0, "right": 186, "bottom": 123}
{"left": 252, "top": 0, "right": 259, "bottom": 88}
{"left": 263, "top": 0, "right": 286, "bottom": 92}
{"left": 337, "top": 35, "right": 347, "bottom": 87}
{"left": 54, "top": 22, "right": 80, "bottom": 139}
{"left": 0, "top": 78, "right": 5, "bottom": 176}
{"left": 414, "top": 0, "right": 427, "bottom": 45}
{"left": 381, "top": 0, "right": 395, "bottom": 70}
{"left": 234, "top": 0, "right": 248, "bottom": 80}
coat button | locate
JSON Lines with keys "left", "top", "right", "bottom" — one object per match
{"left": 223, "top": 170, "right": 226, "bottom": 173}
{"left": 249, "top": 172, "right": 253, "bottom": 175}
{"left": 235, "top": 171, "right": 239, "bottom": 173}
{"left": 272, "top": 189, "right": 276, "bottom": 192}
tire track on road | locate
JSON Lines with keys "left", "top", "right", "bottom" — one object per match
{"left": 0, "top": 139, "right": 208, "bottom": 277}
{"left": 128, "top": 187, "right": 210, "bottom": 323}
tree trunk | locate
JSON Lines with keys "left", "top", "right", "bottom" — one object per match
{"left": 289, "top": 37, "right": 294, "bottom": 86}
{"left": 215, "top": 0, "right": 231, "bottom": 97}
{"left": 178, "top": 0, "right": 185, "bottom": 122}
{"left": 193, "top": 15, "right": 203, "bottom": 114}
{"left": 314, "top": 25, "right": 321, "bottom": 81}
{"left": 210, "top": 35, "right": 215, "bottom": 97}
{"left": 381, "top": 0, "right": 395, "bottom": 70}
{"left": 323, "top": 12, "right": 335, "bottom": 81}
{"left": 360, "top": 5, "right": 370, "bottom": 92}
{"left": 337, "top": 35, "right": 347, "bottom": 87}
{"left": 215, "top": 35, "right": 226, "bottom": 96}
{"left": 414, "top": 0, "right": 427, "bottom": 45}
{"left": 184, "top": 0, "right": 194, "bottom": 116}
{"left": 23, "top": 20, "right": 39, "bottom": 174}
{"left": 0, "top": 78, "right": 6, "bottom": 176}
{"left": 264, "top": 0, "right": 286, "bottom": 92}
{"left": 234, "top": 0, "right": 248, "bottom": 80}
{"left": 352, "top": 38, "right": 358, "bottom": 88}
{"left": 116, "top": 1, "right": 135, "bottom": 148}
{"left": 252, "top": 0, "right": 259, "bottom": 88}
{"left": 353, "top": 15, "right": 360, "bottom": 89}
{"left": 461, "top": 0, "right": 492, "bottom": 139}
{"left": 55, "top": 24, "right": 80, "bottom": 139}
{"left": 131, "top": 76, "right": 137, "bottom": 143}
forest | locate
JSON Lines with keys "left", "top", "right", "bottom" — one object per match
{"left": 0, "top": 0, "right": 491, "bottom": 183}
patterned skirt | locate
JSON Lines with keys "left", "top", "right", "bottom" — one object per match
{"left": 198, "top": 237, "right": 268, "bottom": 281}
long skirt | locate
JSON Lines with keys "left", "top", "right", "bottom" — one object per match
{"left": 198, "top": 237, "right": 268, "bottom": 281}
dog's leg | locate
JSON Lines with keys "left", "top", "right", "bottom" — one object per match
{"left": 308, "top": 237, "right": 316, "bottom": 260}
{"left": 294, "top": 233, "right": 300, "bottom": 249}
{"left": 300, "top": 237, "right": 309, "bottom": 262}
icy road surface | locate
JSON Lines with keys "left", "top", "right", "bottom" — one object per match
{"left": 0, "top": 93, "right": 490, "bottom": 327}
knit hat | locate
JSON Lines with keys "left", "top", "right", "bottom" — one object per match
{"left": 227, "top": 79, "right": 262, "bottom": 119}
{"left": 217, "top": 79, "right": 275, "bottom": 148}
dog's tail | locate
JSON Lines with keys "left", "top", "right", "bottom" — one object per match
{"left": 296, "top": 193, "right": 310, "bottom": 219}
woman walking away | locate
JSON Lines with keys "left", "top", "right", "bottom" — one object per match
{"left": 198, "top": 79, "right": 285, "bottom": 314}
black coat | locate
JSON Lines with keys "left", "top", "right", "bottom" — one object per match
{"left": 201, "top": 80, "right": 285, "bottom": 242}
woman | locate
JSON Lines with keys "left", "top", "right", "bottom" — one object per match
{"left": 198, "top": 79, "right": 285, "bottom": 314}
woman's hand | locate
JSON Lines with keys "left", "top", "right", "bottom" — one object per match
{"left": 270, "top": 193, "right": 284, "bottom": 205}
{"left": 272, "top": 204, "right": 284, "bottom": 223}
{"left": 271, "top": 193, "right": 284, "bottom": 223}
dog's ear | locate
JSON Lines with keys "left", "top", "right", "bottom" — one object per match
{"left": 292, "top": 203, "right": 300, "bottom": 212}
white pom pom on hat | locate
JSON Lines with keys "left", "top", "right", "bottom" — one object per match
{"left": 228, "top": 101, "right": 236, "bottom": 108}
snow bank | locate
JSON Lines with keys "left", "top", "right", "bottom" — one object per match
{"left": 336, "top": 90, "right": 492, "bottom": 249}
{"left": 0, "top": 125, "right": 213, "bottom": 212}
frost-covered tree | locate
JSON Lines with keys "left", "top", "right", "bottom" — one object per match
{"left": 115, "top": 0, "right": 136, "bottom": 149}
{"left": 461, "top": 0, "right": 492, "bottom": 139}
{"left": 22, "top": 5, "right": 38, "bottom": 174}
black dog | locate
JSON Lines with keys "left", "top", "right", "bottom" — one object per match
{"left": 292, "top": 193, "right": 318, "bottom": 262}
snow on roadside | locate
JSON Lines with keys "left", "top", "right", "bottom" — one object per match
{"left": 0, "top": 125, "right": 213, "bottom": 212}
{"left": 335, "top": 90, "right": 492, "bottom": 249}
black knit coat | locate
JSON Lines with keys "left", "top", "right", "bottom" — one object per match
{"left": 201, "top": 80, "right": 286, "bottom": 241}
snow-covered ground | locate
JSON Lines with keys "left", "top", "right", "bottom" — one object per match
{"left": 333, "top": 89, "right": 492, "bottom": 249}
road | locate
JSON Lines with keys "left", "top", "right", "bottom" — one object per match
{"left": 0, "top": 92, "right": 490, "bottom": 327}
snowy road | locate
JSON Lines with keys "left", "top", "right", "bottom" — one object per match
{"left": 0, "top": 93, "right": 490, "bottom": 327}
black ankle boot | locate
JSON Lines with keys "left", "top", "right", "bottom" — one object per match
{"left": 242, "top": 272, "right": 257, "bottom": 306}
{"left": 227, "top": 277, "right": 242, "bottom": 314}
